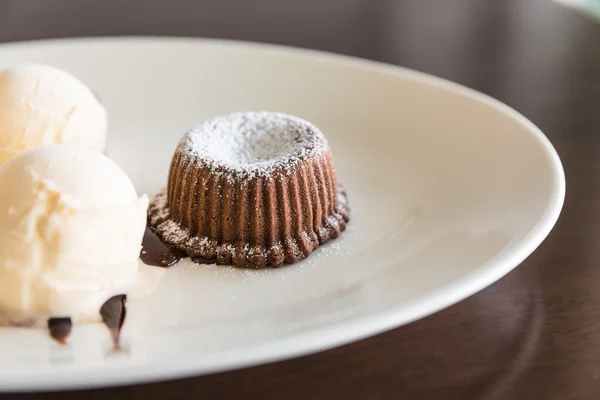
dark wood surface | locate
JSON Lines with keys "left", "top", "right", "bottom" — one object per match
{"left": 0, "top": 0, "right": 598, "bottom": 398}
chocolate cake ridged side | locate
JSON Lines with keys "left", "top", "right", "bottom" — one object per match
{"left": 154, "top": 152, "right": 349, "bottom": 269}
{"left": 265, "top": 176, "right": 285, "bottom": 266}
{"left": 217, "top": 172, "right": 236, "bottom": 265}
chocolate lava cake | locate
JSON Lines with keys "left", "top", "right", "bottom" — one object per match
{"left": 148, "top": 111, "right": 349, "bottom": 268}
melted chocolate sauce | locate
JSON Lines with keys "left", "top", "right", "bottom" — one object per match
{"left": 100, "top": 295, "right": 127, "bottom": 351}
{"left": 43, "top": 227, "right": 180, "bottom": 345}
{"left": 140, "top": 227, "right": 185, "bottom": 267}
{"left": 47, "top": 317, "right": 72, "bottom": 345}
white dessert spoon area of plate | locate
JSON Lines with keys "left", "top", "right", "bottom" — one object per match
{"left": 0, "top": 37, "right": 564, "bottom": 392}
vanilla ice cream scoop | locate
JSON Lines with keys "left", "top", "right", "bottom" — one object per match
{"left": 0, "top": 145, "right": 148, "bottom": 322}
{"left": 0, "top": 64, "right": 107, "bottom": 165}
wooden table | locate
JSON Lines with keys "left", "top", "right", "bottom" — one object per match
{"left": 1, "top": 0, "right": 598, "bottom": 398}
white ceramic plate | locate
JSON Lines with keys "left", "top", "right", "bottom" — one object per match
{"left": 0, "top": 37, "right": 564, "bottom": 392}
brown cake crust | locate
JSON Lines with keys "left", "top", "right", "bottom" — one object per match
{"left": 148, "top": 112, "right": 350, "bottom": 268}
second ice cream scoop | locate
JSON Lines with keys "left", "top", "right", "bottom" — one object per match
{"left": 0, "top": 145, "right": 148, "bottom": 322}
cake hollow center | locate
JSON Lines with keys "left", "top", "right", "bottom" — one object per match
{"left": 184, "top": 112, "right": 327, "bottom": 173}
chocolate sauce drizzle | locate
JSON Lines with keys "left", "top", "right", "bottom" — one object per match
{"left": 140, "top": 226, "right": 185, "bottom": 267}
{"left": 47, "top": 317, "right": 72, "bottom": 345}
{"left": 44, "top": 226, "right": 180, "bottom": 345}
{"left": 100, "top": 295, "right": 127, "bottom": 351}
{"left": 46, "top": 295, "right": 127, "bottom": 349}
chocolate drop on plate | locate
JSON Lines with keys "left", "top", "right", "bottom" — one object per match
{"left": 141, "top": 226, "right": 185, "bottom": 267}
{"left": 48, "top": 317, "right": 72, "bottom": 345}
{"left": 100, "top": 295, "right": 127, "bottom": 351}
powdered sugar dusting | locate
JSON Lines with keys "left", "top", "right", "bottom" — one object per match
{"left": 180, "top": 111, "right": 329, "bottom": 178}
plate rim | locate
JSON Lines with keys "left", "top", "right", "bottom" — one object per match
{"left": 0, "top": 36, "right": 566, "bottom": 392}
